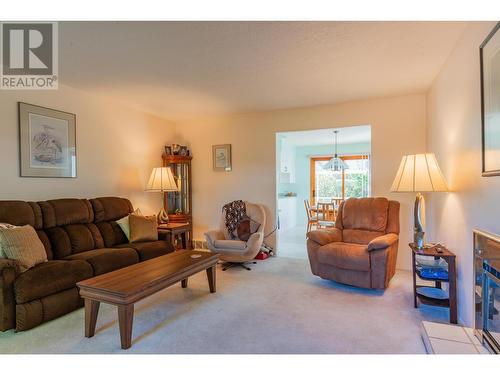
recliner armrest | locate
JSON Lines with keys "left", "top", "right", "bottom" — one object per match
{"left": 0, "top": 259, "right": 20, "bottom": 276}
{"left": 367, "top": 233, "right": 399, "bottom": 251}
{"left": 307, "top": 228, "right": 342, "bottom": 246}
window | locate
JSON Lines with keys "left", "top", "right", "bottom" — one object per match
{"left": 310, "top": 155, "right": 370, "bottom": 205}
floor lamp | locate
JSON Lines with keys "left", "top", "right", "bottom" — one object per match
{"left": 390, "top": 153, "right": 448, "bottom": 249}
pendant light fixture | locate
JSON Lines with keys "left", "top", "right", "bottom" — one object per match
{"left": 323, "top": 130, "right": 349, "bottom": 171}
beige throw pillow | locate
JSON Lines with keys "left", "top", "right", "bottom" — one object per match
{"left": 116, "top": 208, "right": 142, "bottom": 241}
{"left": 0, "top": 225, "right": 47, "bottom": 272}
{"left": 0, "top": 223, "right": 17, "bottom": 258}
{"left": 129, "top": 214, "right": 158, "bottom": 243}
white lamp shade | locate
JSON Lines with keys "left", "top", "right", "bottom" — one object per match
{"left": 146, "top": 167, "right": 179, "bottom": 192}
{"left": 391, "top": 153, "right": 448, "bottom": 192}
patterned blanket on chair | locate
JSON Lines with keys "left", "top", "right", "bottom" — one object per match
{"left": 222, "top": 200, "right": 246, "bottom": 239}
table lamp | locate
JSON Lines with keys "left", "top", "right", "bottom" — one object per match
{"left": 146, "top": 167, "right": 179, "bottom": 224}
{"left": 390, "top": 153, "right": 448, "bottom": 249}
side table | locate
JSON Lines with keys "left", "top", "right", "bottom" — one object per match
{"left": 410, "top": 243, "right": 457, "bottom": 324}
{"left": 158, "top": 222, "right": 192, "bottom": 250}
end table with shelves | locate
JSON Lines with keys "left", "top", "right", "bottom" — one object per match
{"left": 410, "top": 243, "right": 457, "bottom": 324}
{"left": 158, "top": 222, "right": 192, "bottom": 250}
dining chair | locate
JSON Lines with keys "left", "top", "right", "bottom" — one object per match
{"left": 304, "top": 199, "right": 318, "bottom": 234}
{"left": 317, "top": 202, "right": 335, "bottom": 229}
{"left": 330, "top": 198, "right": 344, "bottom": 221}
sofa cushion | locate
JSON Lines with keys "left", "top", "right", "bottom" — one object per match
{"left": 39, "top": 199, "right": 94, "bottom": 228}
{"left": 95, "top": 221, "right": 128, "bottom": 248}
{"left": 214, "top": 239, "right": 246, "bottom": 250}
{"left": 0, "top": 201, "right": 43, "bottom": 229}
{"left": 342, "top": 229, "right": 384, "bottom": 245}
{"left": 14, "top": 260, "right": 93, "bottom": 304}
{"left": 317, "top": 242, "right": 370, "bottom": 271}
{"left": 46, "top": 223, "right": 105, "bottom": 259}
{"left": 116, "top": 240, "right": 173, "bottom": 261}
{"left": 91, "top": 197, "right": 133, "bottom": 223}
{"left": 341, "top": 197, "right": 389, "bottom": 232}
{"left": 64, "top": 248, "right": 139, "bottom": 275}
{"left": 64, "top": 224, "right": 104, "bottom": 253}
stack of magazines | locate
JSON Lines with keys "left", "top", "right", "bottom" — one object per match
{"left": 415, "top": 255, "right": 449, "bottom": 280}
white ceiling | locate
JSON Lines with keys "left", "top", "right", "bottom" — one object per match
{"left": 59, "top": 21, "right": 468, "bottom": 121}
{"left": 279, "top": 125, "right": 371, "bottom": 147}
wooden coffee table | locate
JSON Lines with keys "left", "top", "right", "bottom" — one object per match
{"left": 77, "top": 250, "right": 219, "bottom": 349}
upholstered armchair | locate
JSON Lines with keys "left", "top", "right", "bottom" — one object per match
{"left": 204, "top": 202, "right": 266, "bottom": 270}
{"left": 307, "top": 197, "right": 400, "bottom": 289}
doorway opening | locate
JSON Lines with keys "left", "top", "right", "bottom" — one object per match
{"left": 276, "top": 125, "right": 371, "bottom": 259}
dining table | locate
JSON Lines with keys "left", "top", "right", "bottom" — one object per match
{"left": 310, "top": 199, "right": 342, "bottom": 221}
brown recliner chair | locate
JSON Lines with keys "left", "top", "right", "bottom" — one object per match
{"left": 307, "top": 197, "right": 400, "bottom": 289}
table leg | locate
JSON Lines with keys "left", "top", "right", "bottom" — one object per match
{"left": 181, "top": 232, "right": 187, "bottom": 249}
{"left": 118, "top": 304, "right": 134, "bottom": 349}
{"left": 448, "top": 257, "right": 458, "bottom": 324}
{"left": 206, "top": 266, "right": 216, "bottom": 293}
{"left": 84, "top": 299, "right": 100, "bottom": 338}
{"left": 412, "top": 251, "right": 417, "bottom": 308}
{"left": 181, "top": 278, "right": 188, "bottom": 288}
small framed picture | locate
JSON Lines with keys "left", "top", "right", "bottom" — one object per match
{"left": 164, "top": 145, "right": 172, "bottom": 156}
{"left": 212, "top": 144, "right": 232, "bottom": 171}
{"left": 19, "top": 102, "right": 76, "bottom": 178}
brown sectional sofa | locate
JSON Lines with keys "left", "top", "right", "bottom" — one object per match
{"left": 0, "top": 197, "right": 173, "bottom": 332}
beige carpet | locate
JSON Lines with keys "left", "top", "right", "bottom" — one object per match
{"left": 0, "top": 256, "right": 448, "bottom": 354}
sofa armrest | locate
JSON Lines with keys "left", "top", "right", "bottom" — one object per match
{"left": 367, "top": 233, "right": 399, "bottom": 251}
{"left": 307, "top": 228, "right": 342, "bottom": 246}
{"left": 204, "top": 230, "right": 225, "bottom": 246}
{"left": 0, "top": 259, "right": 20, "bottom": 331}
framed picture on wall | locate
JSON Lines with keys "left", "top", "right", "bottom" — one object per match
{"left": 212, "top": 144, "right": 232, "bottom": 171}
{"left": 480, "top": 22, "right": 500, "bottom": 177}
{"left": 19, "top": 102, "right": 77, "bottom": 178}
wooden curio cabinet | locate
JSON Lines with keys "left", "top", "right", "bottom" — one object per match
{"left": 162, "top": 154, "right": 192, "bottom": 247}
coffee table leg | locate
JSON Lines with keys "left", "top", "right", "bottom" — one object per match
{"left": 206, "top": 266, "right": 216, "bottom": 293}
{"left": 181, "top": 278, "right": 188, "bottom": 288}
{"left": 118, "top": 304, "right": 134, "bottom": 349}
{"left": 84, "top": 299, "right": 100, "bottom": 338}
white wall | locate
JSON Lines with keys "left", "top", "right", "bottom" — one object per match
{"left": 426, "top": 21, "right": 500, "bottom": 326}
{"left": 175, "top": 93, "right": 427, "bottom": 270}
{"left": 0, "top": 84, "right": 176, "bottom": 214}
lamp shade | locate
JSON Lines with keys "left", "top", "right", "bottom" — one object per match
{"left": 323, "top": 156, "right": 349, "bottom": 172}
{"left": 146, "top": 167, "right": 178, "bottom": 192}
{"left": 391, "top": 153, "right": 448, "bottom": 192}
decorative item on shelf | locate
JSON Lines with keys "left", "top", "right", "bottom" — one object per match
{"left": 323, "top": 129, "right": 348, "bottom": 172}
{"left": 179, "top": 146, "right": 188, "bottom": 157}
{"left": 164, "top": 145, "right": 172, "bottom": 156}
{"left": 480, "top": 22, "right": 500, "bottom": 177}
{"left": 18, "top": 102, "right": 77, "bottom": 178}
{"left": 171, "top": 144, "right": 181, "bottom": 155}
{"left": 391, "top": 153, "right": 448, "bottom": 249}
{"left": 212, "top": 144, "right": 232, "bottom": 171}
{"left": 145, "top": 167, "right": 179, "bottom": 224}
